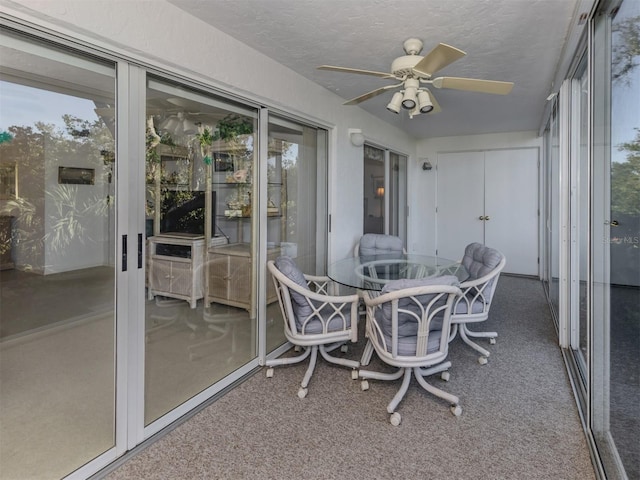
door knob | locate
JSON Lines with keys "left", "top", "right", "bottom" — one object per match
{"left": 485, "top": 216, "right": 490, "bottom": 221}
{"left": 610, "top": 220, "right": 619, "bottom": 226}
{"left": 479, "top": 215, "right": 485, "bottom": 220}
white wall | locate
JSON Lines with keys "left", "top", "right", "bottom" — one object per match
{"left": 411, "top": 131, "right": 542, "bottom": 254}
{"left": 43, "top": 136, "right": 109, "bottom": 274}
{"left": 3, "top": 0, "right": 416, "bottom": 262}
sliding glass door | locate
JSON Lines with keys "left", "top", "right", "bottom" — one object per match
{"left": 0, "top": 28, "right": 117, "bottom": 479}
{"left": 362, "top": 145, "right": 407, "bottom": 242}
{"left": 265, "top": 115, "right": 328, "bottom": 352}
{"left": 591, "top": 1, "right": 640, "bottom": 477}
{"left": 0, "top": 21, "right": 331, "bottom": 480}
{"left": 144, "top": 77, "right": 259, "bottom": 425}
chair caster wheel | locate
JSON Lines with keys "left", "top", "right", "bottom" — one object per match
{"left": 297, "top": 387, "right": 308, "bottom": 399}
{"left": 360, "top": 380, "right": 369, "bottom": 391}
{"left": 478, "top": 356, "right": 488, "bottom": 365}
{"left": 351, "top": 369, "right": 359, "bottom": 380}
{"left": 441, "top": 371, "right": 450, "bottom": 382}
{"left": 451, "top": 405, "right": 462, "bottom": 416}
{"left": 390, "top": 412, "right": 401, "bottom": 426}
{"left": 489, "top": 337, "right": 496, "bottom": 345}
{"left": 340, "top": 344, "right": 348, "bottom": 353}
{"left": 266, "top": 367, "right": 274, "bottom": 378}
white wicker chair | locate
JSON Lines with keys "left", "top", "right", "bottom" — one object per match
{"left": 450, "top": 243, "right": 506, "bottom": 365}
{"left": 358, "top": 276, "right": 463, "bottom": 425}
{"left": 266, "top": 257, "right": 360, "bottom": 398}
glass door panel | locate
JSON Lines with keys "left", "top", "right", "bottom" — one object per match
{"left": 0, "top": 29, "right": 117, "bottom": 479}
{"left": 144, "top": 77, "right": 258, "bottom": 424}
{"left": 549, "top": 102, "right": 561, "bottom": 315}
{"left": 577, "top": 57, "right": 589, "bottom": 379}
{"left": 363, "top": 145, "right": 385, "bottom": 234}
{"left": 266, "top": 116, "right": 327, "bottom": 351}
{"left": 388, "top": 152, "right": 407, "bottom": 241}
{"left": 592, "top": 1, "right": 640, "bottom": 477}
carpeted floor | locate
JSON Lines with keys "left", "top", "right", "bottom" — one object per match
{"left": 103, "top": 276, "right": 596, "bottom": 480}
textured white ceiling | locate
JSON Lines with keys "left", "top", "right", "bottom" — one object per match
{"left": 169, "top": 0, "right": 579, "bottom": 139}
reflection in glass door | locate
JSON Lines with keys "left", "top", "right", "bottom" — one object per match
{"left": 265, "top": 116, "right": 328, "bottom": 352}
{"left": 144, "top": 77, "right": 258, "bottom": 425}
{"left": 388, "top": 152, "right": 407, "bottom": 240}
{"left": 363, "top": 145, "right": 385, "bottom": 234}
{"left": 0, "top": 30, "right": 117, "bottom": 479}
{"left": 592, "top": 1, "right": 640, "bottom": 477}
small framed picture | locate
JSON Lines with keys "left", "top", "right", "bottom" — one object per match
{"left": 58, "top": 166, "right": 95, "bottom": 185}
{"left": 214, "top": 152, "right": 234, "bottom": 172}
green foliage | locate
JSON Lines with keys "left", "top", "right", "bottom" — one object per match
{"left": 612, "top": 128, "right": 640, "bottom": 215}
{"left": 612, "top": 15, "right": 640, "bottom": 85}
{"left": 196, "top": 126, "right": 214, "bottom": 146}
{"left": 212, "top": 114, "right": 253, "bottom": 142}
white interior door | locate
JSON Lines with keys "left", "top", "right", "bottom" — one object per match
{"left": 437, "top": 149, "right": 539, "bottom": 275}
{"left": 436, "top": 151, "right": 485, "bottom": 260}
{"left": 484, "top": 149, "right": 539, "bottom": 275}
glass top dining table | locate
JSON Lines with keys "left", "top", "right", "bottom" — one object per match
{"left": 328, "top": 253, "right": 469, "bottom": 291}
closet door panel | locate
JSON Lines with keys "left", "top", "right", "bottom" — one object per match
{"left": 436, "top": 151, "right": 485, "bottom": 260}
{"left": 484, "top": 148, "right": 539, "bottom": 275}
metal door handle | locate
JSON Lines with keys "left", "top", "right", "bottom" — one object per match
{"left": 611, "top": 220, "right": 619, "bottom": 226}
{"left": 479, "top": 215, "right": 485, "bottom": 220}
{"left": 485, "top": 216, "right": 490, "bottom": 221}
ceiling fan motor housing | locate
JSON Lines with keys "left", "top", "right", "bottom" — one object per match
{"left": 391, "top": 55, "right": 427, "bottom": 78}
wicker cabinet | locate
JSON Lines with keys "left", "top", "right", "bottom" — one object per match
{"left": 206, "top": 243, "right": 279, "bottom": 312}
{"left": 147, "top": 234, "right": 206, "bottom": 308}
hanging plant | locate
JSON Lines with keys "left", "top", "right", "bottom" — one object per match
{"left": 212, "top": 114, "right": 253, "bottom": 142}
{"left": 212, "top": 114, "right": 253, "bottom": 172}
{"left": 196, "top": 125, "right": 214, "bottom": 165}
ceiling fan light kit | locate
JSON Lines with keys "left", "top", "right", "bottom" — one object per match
{"left": 417, "top": 90, "right": 434, "bottom": 113}
{"left": 386, "top": 92, "right": 403, "bottom": 114}
{"left": 318, "top": 37, "right": 514, "bottom": 119}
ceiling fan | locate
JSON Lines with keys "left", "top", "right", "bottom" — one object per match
{"left": 318, "top": 38, "right": 514, "bottom": 118}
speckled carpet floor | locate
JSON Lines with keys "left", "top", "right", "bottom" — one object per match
{"left": 103, "top": 276, "right": 596, "bottom": 480}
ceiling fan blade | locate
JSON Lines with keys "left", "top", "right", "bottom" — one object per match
{"left": 432, "top": 77, "right": 514, "bottom": 94}
{"left": 318, "top": 65, "right": 395, "bottom": 78}
{"left": 343, "top": 84, "right": 402, "bottom": 105}
{"left": 412, "top": 43, "right": 466, "bottom": 77}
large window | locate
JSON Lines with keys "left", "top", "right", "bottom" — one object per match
{"left": 591, "top": 1, "right": 640, "bottom": 478}
{"left": 0, "top": 28, "right": 117, "bottom": 479}
{"left": 362, "top": 145, "right": 407, "bottom": 242}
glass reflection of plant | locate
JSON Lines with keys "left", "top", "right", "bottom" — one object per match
{"left": 212, "top": 114, "right": 253, "bottom": 213}
{"left": 0, "top": 115, "right": 114, "bottom": 270}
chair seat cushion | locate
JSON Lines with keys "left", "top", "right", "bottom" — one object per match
{"left": 379, "top": 275, "right": 459, "bottom": 334}
{"left": 299, "top": 305, "right": 352, "bottom": 335}
{"left": 275, "top": 256, "right": 313, "bottom": 319}
{"left": 382, "top": 329, "right": 443, "bottom": 356}
{"left": 453, "top": 291, "right": 487, "bottom": 315}
{"left": 373, "top": 275, "right": 459, "bottom": 355}
{"left": 359, "top": 234, "right": 404, "bottom": 256}
{"left": 461, "top": 242, "right": 503, "bottom": 280}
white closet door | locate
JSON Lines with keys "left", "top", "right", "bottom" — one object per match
{"left": 484, "top": 148, "right": 539, "bottom": 275}
{"left": 436, "top": 151, "right": 485, "bottom": 260}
